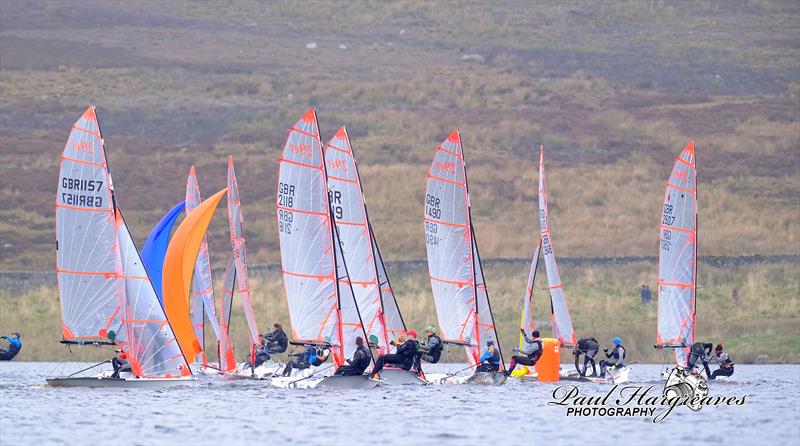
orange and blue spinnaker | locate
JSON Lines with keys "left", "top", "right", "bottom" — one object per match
{"left": 141, "top": 201, "right": 185, "bottom": 304}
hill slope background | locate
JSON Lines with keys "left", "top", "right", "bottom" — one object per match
{"left": 0, "top": 1, "right": 798, "bottom": 362}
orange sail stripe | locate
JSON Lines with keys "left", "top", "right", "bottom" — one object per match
{"left": 60, "top": 156, "right": 106, "bottom": 168}
{"left": 427, "top": 173, "right": 465, "bottom": 188}
{"left": 279, "top": 157, "right": 323, "bottom": 171}
{"left": 423, "top": 216, "right": 467, "bottom": 228}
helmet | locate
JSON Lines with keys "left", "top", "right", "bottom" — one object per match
{"left": 407, "top": 330, "right": 418, "bottom": 338}
{"left": 715, "top": 343, "right": 724, "bottom": 351}
{"left": 486, "top": 339, "right": 495, "bottom": 346}
{"left": 425, "top": 324, "right": 436, "bottom": 333}
{"left": 612, "top": 337, "right": 622, "bottom": 345}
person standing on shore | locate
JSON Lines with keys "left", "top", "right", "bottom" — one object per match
{"left": 641, "top": 285, "right": 652, "bottom": 305}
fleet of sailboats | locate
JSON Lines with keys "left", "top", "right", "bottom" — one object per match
{"left": 47, "top": 105, "right": 701, "bottom": 388}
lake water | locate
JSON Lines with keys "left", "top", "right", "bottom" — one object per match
{"left": 1, "top": 362, "right": 798, "bottom": 446}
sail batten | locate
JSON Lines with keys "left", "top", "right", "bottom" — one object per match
{"left": 657, "top": 141, "right": 697, "bottom": 367}
{"left": 424, "top": 130, "right": 504, "bottom": 369}
{"left": 538, "top": 147, "right": 577, "bottom": 347}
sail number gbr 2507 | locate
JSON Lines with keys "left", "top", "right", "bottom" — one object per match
{"left": 278, "top": 182, "right": 295, "bottom": 234}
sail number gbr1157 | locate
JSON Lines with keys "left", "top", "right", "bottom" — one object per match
{"left": 278, "top": 182, "right": 295, "bottom": 234}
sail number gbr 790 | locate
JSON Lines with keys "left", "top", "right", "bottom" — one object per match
{"left": 278, "top": 182, "right": 295, "bottom": 234}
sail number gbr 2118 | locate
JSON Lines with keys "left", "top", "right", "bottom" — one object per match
{"left": 278, "top": 182, "right": 295, "bottom": 234}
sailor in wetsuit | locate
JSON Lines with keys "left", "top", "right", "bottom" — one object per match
{"left": 598, "top": 337, "right": 625, "bottom": 378}
{"left": 418, "top": 325, "right": 443, "bottom": 364}
{"left": 686, "top": 342, "right": 713, "bottom": 377}
{"left": 0, "top": 332, "right": 21, "bottom": 361}
{"left": 709, "top": 343, "right": 734, "bottom": 379}
{"left": 475, "top": 339, "right": 502, "bottom": 373}
{"left": 574, "top": 337, "right": 599, "bottom": 377}
{"left": 334, "top": 336, "right": 372, "bottom": 376}
{"left": 504, "top": 329, "right": 542, "bottom": 377}
{"left": 281, "top": 347, "right": 330, "bottom": 377}
{"left": 369, "top": 331, "right": 419, "bottom": 378}
{"left": 262, "top": 323, "right": 289, "bottom": 355}
{"left": 110, "top": 349, "right": 131, "bottom": 378}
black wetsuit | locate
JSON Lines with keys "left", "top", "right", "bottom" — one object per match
{"left": 575, "top": 337, "right": 599, "bottom": 377}
{"left": 111, "top": 355, "right": 131, "bottom": 378}
{"left": 419, "top": 334, "right": 443, "bottom": 363}
{"left": 710, "top": 351, "right": 734, "bottom": 379}
{"left": 334, "top": 344, "right": 372, "bottom": 376}
{"left": 507, "top": 335, "right": 542, "bottom": 375}
{"left": 0, "top": 336, "right": 21, "bottom": 361}
{"left": 687, "top": 342, "right": 713, "bottom": 377}
{"left": 599, "top": 344, "right": 625, "bottom": 378}
{"left": 371, "top": 339, "right": 419, "bottom": 376}
{"left": 475, "top": 347, "right": 502, "bottom": 373}
{"left": 264, "top": 330, "right": 288, "bottom": 354}
{"left": 282, "top": 347, "right": 321, "bottom": 377}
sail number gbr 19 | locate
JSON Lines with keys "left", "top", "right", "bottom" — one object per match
{"left": 278, "top": 182, "right": 295, "bottom": 234}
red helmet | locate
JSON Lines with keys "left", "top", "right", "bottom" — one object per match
{"left": 407, "top": 330, "right": 418, "bottom": 338}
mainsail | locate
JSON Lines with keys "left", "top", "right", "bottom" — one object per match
{"left": 656, "top": 141, "right": 697, "bottom": 367}
{"left": 56, "top": 106, "right": 122, "bottom": 343}
{"left": 276, "top": 109, "right": 371, "bottom": 367}
{"left": 519, "top": 240, "right": 541, "bottom": 349}
{"left": 56, "top": 106, "right": 190, "bottom": 378}
{"left": 185, "top": 167, "right": 228, "bottom": 365}
{"left": 163, "top": 189, "right": 228, "bottom": 363}
{"left": 324, "top": 127, "right": 406, "bottom": 354}
{"left": 226, "top": 156, "right": 260, "bottom": 363}
{"left": 141, "top": 201, "right": 185, "bottom": 304}
{"left": 424, "top": 130, "right": 504, "bottom": 369}
{"left": 538, "top": 147, "right": 577, "bottom": 347}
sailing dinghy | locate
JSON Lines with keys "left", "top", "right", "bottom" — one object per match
{"left": 423, "top": 130, "right": 506, "bottom": 385}
{"left": 224, "top": 157, "right": 274, "bottom": 379}
{"left": 526, "top": 147, "right": 627, "bottom": 384}
{"left": 48, "top": 106, "right": 193, "bottom": 387}
{"left": 655, "top": 141, "right": 698, "bottom": 375}
{"left": 273, "top": 110, "right": 377, "bottom": 389}
{"left": 324, "top": 127, "right": 425, "bottom": 385}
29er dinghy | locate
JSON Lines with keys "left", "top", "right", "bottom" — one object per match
{"left": 224, "top": 157, "right": 272, "bottom": 379}
{"left": 48, "top": 106, "right": 193, "bottom": 387}
{"left": 183, "top": 167, "right": 232, "bottom": 372}
{"left": 514, "top": 147, "right": 627, "bottom": 384}
{"left": 274, "top": 110, "right": 377, "bottom": 389}
{"left": 324, "top": 127, "right": 426, "bottom": 385}
{"left": 655, "top": 142, "right": 698, "bottom": 375}
{"left": 423, "top": 130, "right": 506, "bottom": 385}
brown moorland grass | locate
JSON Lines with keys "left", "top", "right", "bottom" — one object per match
{"left": 2, "top": 262, "right": 797, "bottom": 364}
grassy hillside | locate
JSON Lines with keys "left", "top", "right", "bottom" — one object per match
{"left": 0, "top": 0, "right": 798, "bottom": 271}
{"left": 2, "top": 261, "right": 797, "bottom": 364}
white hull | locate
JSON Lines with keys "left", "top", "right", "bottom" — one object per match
{"left": 47, "top": 371, "right": 195, "bottom": 388}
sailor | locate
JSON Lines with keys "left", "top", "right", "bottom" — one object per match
{"left": 418, "top": 324, "right": 443, "bottom": 364}
{"left": 686, "top": 341, "right": 713, "bottom": 377}
{"left": 0, "top": 332, "right": 21, "bottom": 361}
{"left": 709, "top": 343, "right": 734, "bottom": 379}
{"left": 334, "top": 337, "right": 372, "bottom": 376}
{"left": 504, "top": 329, "right": 542, "bottom": 377}
{"left": 475, "top": 339, "right": 502, "bottom": 373}
{"left": 262, "top": 323, "right": 289, "bottom": 354}
{"left": 250, "top": 342, "right": 271, "bottom": 368}
{"left": 282, "top": 346, "right": 329, "bottom": 377}
{"left": 369, "top": 330, "right": 419, "bottom": 378}
{"left": 598, "top": 337, "right": 625, "bottom": 378}
{"left": 110, "top": 349, "right": 131, "bottom": 378}
{"left": 574, "top": 336, "right": 599, "bottom": 377}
